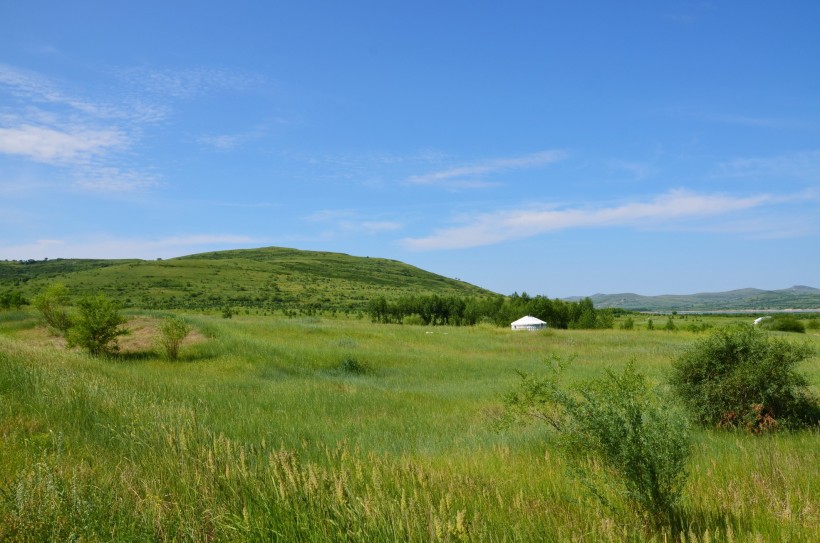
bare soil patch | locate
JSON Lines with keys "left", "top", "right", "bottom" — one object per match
{"left": 18, "top": 316, "right": 206, "bottom": 355}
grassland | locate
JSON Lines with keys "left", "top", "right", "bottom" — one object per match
{"left": 0, "top": 247, "right": 492, "bottom": 312}
{"left": 1, "top": 309, "right": 818, "bottom": 542}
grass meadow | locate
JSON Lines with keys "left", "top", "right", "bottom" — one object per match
{"left": 1, "top": 310, "right": 818, "bottom": 542}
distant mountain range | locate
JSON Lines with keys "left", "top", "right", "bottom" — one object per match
{"left": 567, "top": 286, "right": 820, "bottom": 312}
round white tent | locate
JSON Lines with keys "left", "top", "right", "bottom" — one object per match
{"left": 511, "top": 315, "right": 547, "bottom": 331}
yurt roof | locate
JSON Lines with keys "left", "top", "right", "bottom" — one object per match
{"left": 511, "top": 315, "right": 547, "bottom": 326}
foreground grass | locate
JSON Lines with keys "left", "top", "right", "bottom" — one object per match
{"left": 1, "top": 314, "right": 818, "bottom": 541}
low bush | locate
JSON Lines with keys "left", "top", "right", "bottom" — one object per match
{"left": 32, "top": 283, "right": 72, "bottom": 335}
{"left": 669, "top": 325, "right": 818, "bottom": 431}
{"left": 500, "top": 357, "right": 691, "bottom": 523}
{"left": 339, "top": 356, "right": 369, "bottom": 374}
{"left": 66, "top": 294, "right": 129, "bottom": 357}
{"left": 759, "top": 315, "right": 805, "bottom": 333}
{"left": 158, "top": 316, "right": 192, "bottom": 360}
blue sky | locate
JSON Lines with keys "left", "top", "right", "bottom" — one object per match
{"left": 1, "top": 1, "right": 819, "bottom": 297}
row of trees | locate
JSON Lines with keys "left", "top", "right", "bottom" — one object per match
{"left": 367, "top": 293, "right": 616, "bottom": 329}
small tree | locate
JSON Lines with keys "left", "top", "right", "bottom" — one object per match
{"left": 669, "top": 325, "right": 818, "bottom": 431}
{"left": 66, "top": 294, "right": 128, "bottom": 357}
{"left": 619, "top": 317, "right": 635, "bottom": 330}
{"left": 663, "top": 316, "right": 676, "bottom": 331}
{"left": 500, "top": 357, "right": 690, "bottom": 523}
{"left": 158, "top": 316, "right": 192, "bottom": 360}
{"left": 33, "top": 283, "right": 73, "bottom": 335}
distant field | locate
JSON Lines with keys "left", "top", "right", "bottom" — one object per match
{"left": 1, "top": 310, "right": 818, "bottom": 541}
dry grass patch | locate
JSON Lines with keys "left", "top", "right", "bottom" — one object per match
{"left": 15, "top": 315, "right": 206, "bottom": 356}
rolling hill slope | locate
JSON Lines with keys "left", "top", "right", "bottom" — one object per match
{"left": 0, "top": 246, "right": 494, "bottom": 312}
{"left": 573, "top": 286, "right": 820, "bottom": 312}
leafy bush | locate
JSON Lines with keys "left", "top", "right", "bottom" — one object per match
{"left": 338, "top": 356, "right": 369, "bottom": 374}
{"left": 401, "top": 313, "right": 425, "bottom": 326}
{"left": 158, "top": 316, "right": 192, "bottom": 360}
{"left": 619, "top": 317, "right": 635, "bottom": 330}
{"left": 669, "top": 325, "right": 818, "bottom": 431}
{"left": 0, "top": 289, "right": 28, "bottom": 310}
{"left": 501, "top": 357, "right": 691, "bottom": 522}
{"left": 759, "top": 315, "right": 805, "bottom": 333}
{"left": 66, "top": 294, "right": 129, "bottom": 357}
{"left": 32, "top": 283, "right": 73, "bottom": 335}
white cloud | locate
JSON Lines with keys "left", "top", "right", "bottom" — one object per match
{"left": 406, "top": 149, "right": 567, "bottom": 186}
{"left": 0, "top": 234, "right": 258, "bottom": 260}
{"left": 0, "top": 124, "right": 126, "bottom": 164}
{"left": 401, "top": 190, "right": 780, "bottom": 250}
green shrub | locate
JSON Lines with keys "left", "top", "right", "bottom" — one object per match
{"left": 401, "top": 313, "right": 425, "bottom": 326}
{"left": 501, "top": 357, "right": 691, "bottom": 522}
{"left": 158, "top": 316, "right": 192, "bottom": 360}
{"left": 669, "top": 325, "right": 818, "bottom": 431}
{"left": 0, "top": 289, "right": 28, "bottom": 310}
{"left": 619, "top": 317, "right": 635, "bottom": 330}
{"left": 32, "top": 283, "right": 73, "bottom": 335}
{"left": 759, "top": 315, "right": 805, "bottom": 333}
{"left": 339, "top": 356, "right": 369, "bottom": 374}
{"left": 66, "top": 294, "right": 129, "bottom": 357}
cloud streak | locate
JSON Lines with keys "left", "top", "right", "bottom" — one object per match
{"left": 401, "top": 190, "right": 785, "bottom": 250}
{"left": 716, "top": 150, "right": 820, "bottom": 180}
{"left": 0, "top": 124, "right": 126, "bottom": 164}
{"left": 406, "top": 149, "right": 567, "bottom": 186}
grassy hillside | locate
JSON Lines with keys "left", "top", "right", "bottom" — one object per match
{"left": 576, "top": 286, "right": 820, "bottom": 312}
{"left": 1, "top": 312, "right": 818, "bottom": 541}
{"left": 0, "top": 247, "right": 493, "bottom": 312}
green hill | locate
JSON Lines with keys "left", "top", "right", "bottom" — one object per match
{"left": 0, "top": 246, "right": 493, "bottom": 312}
{"left": 573, "top": 286, "right": 820, "bottom": 312}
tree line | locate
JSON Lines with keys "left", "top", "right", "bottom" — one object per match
{"left": 367, "top": 292, "right": 616, "bottom": 329}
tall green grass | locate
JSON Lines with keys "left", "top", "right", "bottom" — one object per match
{"left": 1, "top": 314, "right": 818, "bottom": 541}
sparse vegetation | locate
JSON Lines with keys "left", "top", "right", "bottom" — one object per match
{"left": 0, "top": 313, "right": 818, "bottom": 541}
{"left": 500, "top": 357, "right": 691, "bottom": 524}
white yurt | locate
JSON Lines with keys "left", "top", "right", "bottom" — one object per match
{"left": 510, "top": 315, "right": 547, "bottom": 331}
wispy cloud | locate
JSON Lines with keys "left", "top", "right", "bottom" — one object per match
{"left": 117, "top": 66, "right": 264, "bottom": 99}
{"left": 197, "top": 126, "right": 267, "bottom": 150}
{"left": 0, "top": 63, "right": 257, "bottom": 193}
{"left": 72, "top": 167, "right": 160, "bottom": 192}
{"left": 401, "top": 189, "right": 789, "bottom": 250}
{"left": 406, "top": 149, "right": 567, "bottom": 187}
{"left": 0, "top": 234, "right": 258, "bottom": 260}
{"left": 716, "top": 150, "right": 820, "bottom": 180}
{"left": 306, "top": 209, "right": 403, "bottom": 235}
{"left": 0, "top": 124, "right": 126, "bottom": 164}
